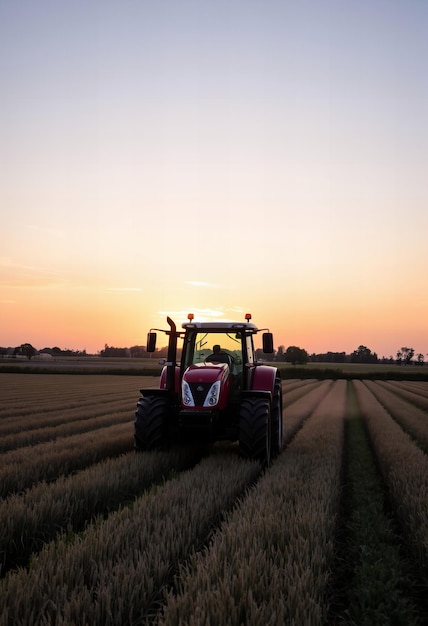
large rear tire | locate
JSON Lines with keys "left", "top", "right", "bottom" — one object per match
{"left": 239, "top": 397, "right": 271, "bottom": 466}
{"left": 271, "top": 375, "right": 283, "bottom": 457}
{"left": 134, "top": 395, "right": 168, "bottom": 452}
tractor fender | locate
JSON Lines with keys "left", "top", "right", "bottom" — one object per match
{"left": 240, "top": 389, "right": 272, "bottom": 404}
{"left": 141, "top": 388, "right": 169, "bottom": 398}
{"left": 160, "top": 365, "right": 181, "bottom": 390}
{"left": 250, "top": 365, "right": 279, "bottom": 395}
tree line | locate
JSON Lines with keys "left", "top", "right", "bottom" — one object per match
{"left": 277, "top": 344, "right": 425, "bottom": 366}
{"left": 0, "top": 345, "right": 87, "bottom": 360}
{"left": 1, "top": 342, "right": 425, "bottom": 366}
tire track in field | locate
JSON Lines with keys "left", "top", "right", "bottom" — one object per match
{"left": 327, "top": 381, "right": 421, "bottom": 625}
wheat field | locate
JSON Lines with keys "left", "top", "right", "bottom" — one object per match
{"left": 0, "top": 373, "right": 427, "bottom": 625}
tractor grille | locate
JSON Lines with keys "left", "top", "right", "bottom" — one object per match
{"left": 189, "top": 382, "right": 211, "bottom": 406}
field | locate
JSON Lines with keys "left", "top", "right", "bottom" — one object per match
{"left": 0, "top": 373, "right": 427, "bottom": 625}
{"left": 1, "top": 356, "right": 428, "bottom": 381}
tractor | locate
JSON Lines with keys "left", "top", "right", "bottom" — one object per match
{"left": 134, "top": 313, "right": 283, "bottom": 465}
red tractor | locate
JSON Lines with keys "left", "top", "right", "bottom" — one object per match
{"left": 134, "top": 313, "right": 283, "bottom": 465}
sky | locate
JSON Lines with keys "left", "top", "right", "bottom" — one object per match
{"left": 1, "top": 0, "right": 427, "bottom": 357}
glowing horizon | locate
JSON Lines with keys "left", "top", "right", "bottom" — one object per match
{"left": 1, "top": 1, "right": 427, "bottom": 359}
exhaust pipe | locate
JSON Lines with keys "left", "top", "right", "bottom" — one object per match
{"left": 166, "top": 316, "right": 177, "bottom": 397}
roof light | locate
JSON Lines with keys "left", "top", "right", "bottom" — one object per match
{"left": 188, "top": 313, "right": 194, "bottom": 321}
{"left": 245, "top": 313, "right": 252, "bottom": 322}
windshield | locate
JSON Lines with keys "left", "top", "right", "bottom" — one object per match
{"left": 184, "top": 331, "right": 243, "bottom": 373}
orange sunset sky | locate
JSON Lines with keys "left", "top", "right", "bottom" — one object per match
{"left": 1, "top": 1, "right": 427, "bottom": 358}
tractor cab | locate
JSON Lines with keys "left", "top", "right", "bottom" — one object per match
{"left": 181, "top": 313, "right": 272, "bottom": 368}
{"left": 183, "top": 327, "right": 247, "bottom": 371}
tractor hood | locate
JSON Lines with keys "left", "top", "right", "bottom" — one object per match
{"left": 184, "top": 361, "right": 228, "bottom": 382}
{"left": 181, "top": 362, "right": 230, "bottom": 409}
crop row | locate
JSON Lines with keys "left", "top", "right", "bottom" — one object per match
{"left": 0, "top": 446, "right": 202, "bottom": 576}
{"left": 0, "top": 452, "right": 262, "bottom": 626}
{"left": 0, "top": 422, "right": 133, "bottom": 498}
{"left": 0, "top": 396, "right": 133, "bottom": 436}
{"left": 0, "top": 375, "right": 427, "bottom": 624}
{"left": 362, "top": 381, "right": 428, "bottom": 453}
{"left": 375, "top": 379, "right": 428, "bottom": 412}
{"left": 0, "top": 374, "right": 154, "bottom": 422}
{"left": 0, "top": 407, "right": 133, "bottom": 454}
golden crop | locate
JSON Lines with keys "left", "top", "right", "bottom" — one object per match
{"left": 0, "top": 374, "right": 426, "bottom": 625}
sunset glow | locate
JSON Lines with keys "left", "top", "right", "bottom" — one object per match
{"left": 1, "top": 1, "right": 427, "bottom": 358}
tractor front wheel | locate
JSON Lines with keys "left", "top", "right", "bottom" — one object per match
{"left": 238, "top": 397, "right": 271, "bottom": 466}
{"left": 134, "top": 395, "right": 168, "bottom": 452}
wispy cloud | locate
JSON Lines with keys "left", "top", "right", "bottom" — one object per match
{"left": 193, "top": 308, "right": 224, "bottom": 318}
{"left": 158, "top": 308, "right": 239, "bottom": 322}
{"left": 0, "top": 259, "right": 66, "bottom": 287}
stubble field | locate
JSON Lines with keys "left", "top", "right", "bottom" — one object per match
{"left": 0, "top": 373, "right": 427, "bottom": 625}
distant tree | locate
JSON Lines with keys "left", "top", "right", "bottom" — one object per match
{"left": 400, "top": 346, "right": 414, "bottom": 365}
{"left": 17, "top": 343, "right": 37, "bottom": 360}
{"left": 379, "top": 355, "right": 395, "bottom": 364}
{"left": 255, "top": 348, "right": 263, "bottom": 361}
{"left": 350, "top": 345, "right": 378, "bottom": 364}
{"left": 284, "top": 346, "right": 309, "bottom": 365}
{"left": 276, "top": 345, "right": 285, "bottom": 361}
{"left": 416, "top": 353, "right": 424, "bottom": 366}
{"left": 156, "top": 345, "right": 169, "bottom": 359}
{"left": 130, "top": 345, "right": 147, "bottom": 358}
{"left": 40, "top": 346, "right": 86, "bottom": 357}
{"left": 254, "top": 347, "right": 276, "bottom": 361}
{"left": 100, "top": 344, "right": 130, "bottom": 357}
{"left": 310, "top": 351, "right": 346, "bottom": 363}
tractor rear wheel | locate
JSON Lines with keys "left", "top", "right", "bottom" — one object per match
{"left": 134, "top": 395, "right": 168, "bottom": 451}
{"left": 271, "top": 375, "right": 283, "bottom": 457}
{"left": 238, "top": 397, "right": 271, "bottom": 466}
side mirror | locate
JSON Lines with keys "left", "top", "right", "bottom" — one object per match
{"left": 147, "top": 332, "right": 157, "bottom": 353}
{"left": 262, "top": 332, "right": 274, "bottom": 354}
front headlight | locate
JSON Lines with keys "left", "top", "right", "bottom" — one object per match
{"left": 203, "top": 381, "right": 220, "bottom": 407}
{"left": 182, "top": 381, "right": 195, "bottom": 407}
